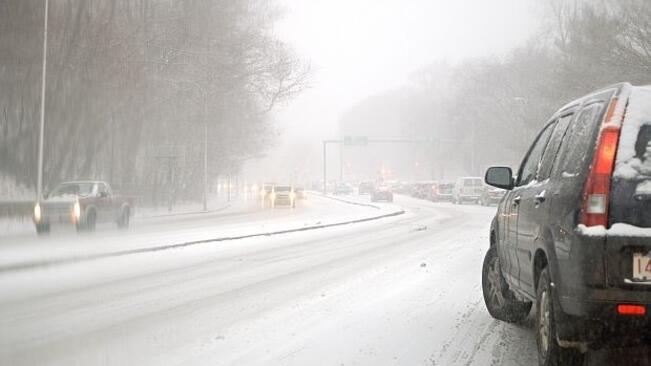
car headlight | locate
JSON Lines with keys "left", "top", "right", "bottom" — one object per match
{"left": 34, "top": 203, "right": 42, "bottom": 222}
{"left": 73, "top": 201, "right": 81, "bottom": 221}
{"left": 271, "top": 193, "right": 276, "bottom": 200}
{"left": 290, "top": 192, "right": 296, "bottom": 200}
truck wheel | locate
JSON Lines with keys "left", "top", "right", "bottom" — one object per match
{"left": 536, "top": 268, "right": 586, "bottom": 366}
{"left": 482, "top": 247, "right": 532, "bottom": 323}
{"left": 80, "top": 211, "right": 97, "bottom": 232}
{"left": 117, "top": 208, "right": 130, "bottom": 229}
{"left": 36, "top": 222, "right": 50, "bottom": 235}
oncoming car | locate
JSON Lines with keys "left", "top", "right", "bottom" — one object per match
{"left": 33, "top": 181, "right": 133, "bottom": 234}
{"left": 271, "top": 185, "right": 296, "bottom": 208}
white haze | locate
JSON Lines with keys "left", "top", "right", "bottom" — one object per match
{"left": 243, "top": 0, "right": 539, "bottom": 183}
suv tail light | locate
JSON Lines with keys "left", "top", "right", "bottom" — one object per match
{"left": 617, "top": 304, "right": 646, "bottom": 316}
{"left": 580, "top": 98, "right": 624, "bottom": 227}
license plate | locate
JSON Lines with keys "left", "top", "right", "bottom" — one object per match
{"left": 633, "top": 252, "right": 651, "bottom": 282}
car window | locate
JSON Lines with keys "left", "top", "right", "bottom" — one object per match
{"left": 555, "top": 103, "right": 605, "bottom": 177}
{"left": 49, "top": 184, "right": 78, "bottom": 197}
{"left": 516, "top": 122, "right": 555, "bottom": 187}
{"left": 538, "top": 114, "right": 574, "bottom": 180}
{"left": 464, "top": 178, "right": 482, "bottom": 187}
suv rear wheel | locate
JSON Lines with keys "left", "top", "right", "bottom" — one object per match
{"left": 482, "top": 246, "right": 532, "bottom": 323}
{"left": 536, "top": 268, "right": 585, "bottom": 366}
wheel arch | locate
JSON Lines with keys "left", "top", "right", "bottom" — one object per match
{"left": 120, "top": 202, "right": 130, "bottom": 215}
{"left": 533, "top": 226, "right": 557, "bottom": 291}
{"left": 489, "top": 215, "right": 499, "bottom": 248}
{"left": 84, "top": 204, "right": 98, "bottom": 221}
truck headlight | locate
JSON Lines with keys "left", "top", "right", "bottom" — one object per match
{"left": 34, "top": 203, "right": 42, "bottom": 223}
{"left": 72, "top": 201, "right": 81, "bottom": 221}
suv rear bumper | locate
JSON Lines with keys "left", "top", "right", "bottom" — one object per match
{"left": 554, "top": 232, "right": 651, "bottom": 346}
{"left": 555, "top": 295, "right": 651, "bottom": 347}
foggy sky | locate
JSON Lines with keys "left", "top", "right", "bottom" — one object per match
{"left": 244, "top": 0, "right": 540, "bottom": 182}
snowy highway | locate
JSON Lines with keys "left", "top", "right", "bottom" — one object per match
{"left": 0, "top": 195, "right": 644, "bottom": 365}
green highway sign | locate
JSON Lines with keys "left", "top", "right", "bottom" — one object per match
{"left": 343, "top": 136, "right": 368, "bottom": 146}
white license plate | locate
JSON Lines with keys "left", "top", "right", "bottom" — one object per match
{"left": 633, "top": 252, "right": 651, "bottom": 282}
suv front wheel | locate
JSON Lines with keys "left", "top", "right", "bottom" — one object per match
{"left": 482, "top": 247, "right": 532, "bottom": 323}
{"left": 536, "top": 267, "right": 585, "bottom": 366}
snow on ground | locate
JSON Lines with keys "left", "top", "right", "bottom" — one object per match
{"left": 0, "top": 194, "right": 402, "bottom": 270}
{"left": 0, "top": 216, "right": 34, "bottom": 236}
{"left": 0, "top": 195, "right": 648, "bottom": 365}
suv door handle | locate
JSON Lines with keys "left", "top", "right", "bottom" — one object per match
{"left": 512, "top": 196, "right": 521, "bottom": 206}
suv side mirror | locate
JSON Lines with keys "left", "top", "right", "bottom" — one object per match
{"left": 99, "top": 191, "right": 108, "bottom": 198}
{"left": 485, "top": 166, "right": 514, "bottom": 190}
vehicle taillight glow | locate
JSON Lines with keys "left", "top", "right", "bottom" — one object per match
{"left": 580, "top": 98, "right": 624, "bottom": 227}
{"left": 617, "top": 304, "right": 646, "bottom": 316}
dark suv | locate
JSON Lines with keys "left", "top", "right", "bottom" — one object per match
{"left": 481, "top": 83, "right": 651, "bottom": 366}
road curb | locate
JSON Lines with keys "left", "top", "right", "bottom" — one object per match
{"left": 136, "top": 204, "right": 231, "bottom": 220}
{"left": 0, "top": 202, "right": 405, "bottom": 273}
{"left": 308, "top": 192, "right": 381, "bottom": 209}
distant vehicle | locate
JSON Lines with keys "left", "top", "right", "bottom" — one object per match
{"left": 429, "top": 182, "right": 454, "bottom": 202}
{"left": 358, "top": 181, "right": 375, "bottom": 195}
{"left": 392, "top": 181, "right": 412, "bottom": 195}
{"left": 33, "top": 181, "right": 133, "bottom": 234}
{"left": 411, "top": 181, "right": 436, "bottom": 199}
{"left": 260, "top": 183, "right": 276, "bottom": 208}
{"left": 452, "top": 177, "right": 483, "bottom": 204}
{"left": 371, "top": 185, "right": 394, "bottom": 202}
{"left": 479, "top": 186, "right": 506, "bottom": 206}
{"left": 272, "top": 185, "right": 296, "bottom": 208}
{"left": 333, "top": 183, "right": 353, "bottom": 195}
{"left": 294, "top": 187, "right": 306, "bottom": 200}
{"left": 482, "top": 83, "right": 651, "bottom": 365}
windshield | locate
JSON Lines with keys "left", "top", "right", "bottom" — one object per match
{"left": 1, "top": 2, "right": 648, "bottom": 365}
{"left": 49, "top": 183, "right": 95, "bottom": 198}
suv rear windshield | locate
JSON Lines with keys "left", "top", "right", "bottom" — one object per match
{"left": 634, "top": 125, "right": 651, "bottom": 164}
{"left": 557, "top": 103, "right": 604, "bottom": 177}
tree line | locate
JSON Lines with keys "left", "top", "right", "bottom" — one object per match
{"left": 0, "top": 0, "right": 309, "bottom": 203}
{"left": 340, "top": 0, "right": 651, "bottom": 180}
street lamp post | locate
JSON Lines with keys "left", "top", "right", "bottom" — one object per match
{"left": 203, "top": 90, "right": 208, "bottom": 211}
{"left": 36, "top": 0, "right": 49, "bottom": 202}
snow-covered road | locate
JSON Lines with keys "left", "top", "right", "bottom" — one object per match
{"left": 0, "top": 195, "right": 645, "bottom": 365}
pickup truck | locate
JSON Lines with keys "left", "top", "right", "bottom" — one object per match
{"left": 33, "top": 181, "right": 134, "bottom": 234}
